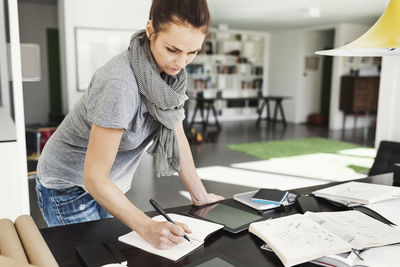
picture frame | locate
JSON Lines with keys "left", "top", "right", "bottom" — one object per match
{"left": 305, "top": 56, "right": 319, "bottom": 71}
{"left": 75, "top": 27, "right": 136, "bottom": 91}
{"left": 343, "top": 56, "right": 360, "bottom": 69}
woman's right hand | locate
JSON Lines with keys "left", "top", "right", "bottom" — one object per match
{"left": 143, "top": 220, "right": 192, "bottom": 250}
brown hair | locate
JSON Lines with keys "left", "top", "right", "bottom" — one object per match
{"left": 149, "top": 0, "right": 210, "bottom": 33}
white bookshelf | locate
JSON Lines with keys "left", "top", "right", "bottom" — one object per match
{"left": 187, "top": 28, "right": 268, "bottom": 122}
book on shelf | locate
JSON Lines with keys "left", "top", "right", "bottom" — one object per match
{"left": 118, "top": 213, "right": 223, "bottom": 261}
{"left": 249, "top": 210, "right": 400, "bottom": 267}
{"left": 312, "top": 181, "right": 400, "bottom": 206}
{"left": 261, "top": 243, "right": 400, "bottom": 267}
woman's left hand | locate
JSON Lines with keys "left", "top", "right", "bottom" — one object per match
{"left": 192, "top": 193, "right": 224, "bottom": 206}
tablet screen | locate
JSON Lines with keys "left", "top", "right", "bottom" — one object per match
{"left": 189, "top": 203, "right": 263, "bottom": 231}
{"left": 194, "top": 257, "right": 234, "bottom": 267}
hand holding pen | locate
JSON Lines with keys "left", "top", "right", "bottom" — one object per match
{"left": 149, "top": 199, "right": 192, "bottom": 244}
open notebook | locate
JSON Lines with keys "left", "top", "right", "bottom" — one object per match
{"left": 118, "top": 213, "right": 223, "bottom": 261}
{"left": 249, "top": 210, "right": 400, "bottom": 267}
{"left": 261, "top": 243, "right": 400, "bottom": 267}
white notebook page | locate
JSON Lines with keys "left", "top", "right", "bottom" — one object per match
{"left": 304, "top": 211, "right": 400, "bottom": 249}
{"left": 249, "top": 214, "right": 351, "bottom": 266}
{"left": 118, "top": 213, "right": 223, "bottom": 261}
{"left": 365, "top": 198, "right": 400, "bottom": 226}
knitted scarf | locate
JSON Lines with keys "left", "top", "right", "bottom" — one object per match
{"left": 127, "top": 30, "right": 188, "bottom": 176}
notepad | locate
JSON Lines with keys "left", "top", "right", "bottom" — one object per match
{"left": 249, "top": 210, "right": 400, "bottom": 267}
{"left": 118, "top": 214, "right": 223, "bottom": 261}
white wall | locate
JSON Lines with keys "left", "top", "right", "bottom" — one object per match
{"left": 268, "top": 29, "right": 333, "bottom": 123}
{"left": 58, "top": 0, "right": 152, "bottom": 114}
{"left": 18, "top": 2, "right": 58, "bottom": 125}
{"left": 268, "top": 30, "right": 302, "bottom": 123}
{"left": 0, "top": 142, "right": 26, "bottom": 220}
{"left": 0, "top": 0, "right": 9, "bottom": 109}
{"left": 375, "top": 57, "right": 400, "bottom": 147}
{"left": 0, "top": 0, "right": 30, "bottom": 221}
{"left": 328, "top": 23, "right": 370, "bottom": 130}
{"left": 298, "top": 30, "right": 333, "bottom": 123}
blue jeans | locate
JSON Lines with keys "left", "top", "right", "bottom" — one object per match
{"left": 35, "top": 177, "right": 112, "bottom": 227}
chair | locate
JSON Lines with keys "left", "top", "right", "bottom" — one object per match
{"left": 368, "top": 141, "right": 400, "bottom": 176}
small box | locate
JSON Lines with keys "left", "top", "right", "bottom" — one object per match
{"left": 251, "top": 188, "right": 289, "bottom": 205}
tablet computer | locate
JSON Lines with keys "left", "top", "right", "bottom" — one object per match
{"left": 188, "top": 202, "right": 264, "bottom": 233}
{"left": 184, "top": 253, "right": 244, "bottom": 267}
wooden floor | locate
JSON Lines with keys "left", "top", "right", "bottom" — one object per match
{"left": 30, "top": 121, "right": 375, "bottom": 228}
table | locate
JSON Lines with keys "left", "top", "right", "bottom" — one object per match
{"left": 188, "top": 95, "right": 290, "bottom": 133}
{"left": 256, "top": 96, "right": 291, "bottom": 126}
{"left": 40, "top": 173, "right": 394, "bottom": 267}
{"left": 188, "top": 97, "right": 221, "bottom": 133}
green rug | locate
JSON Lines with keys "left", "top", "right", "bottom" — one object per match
{"left": 227, "top": 137, "right": 372, "bottom": 174}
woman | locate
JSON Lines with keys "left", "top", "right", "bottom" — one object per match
{"left": 36, "top": 0, "right": 223, "bottom": 249}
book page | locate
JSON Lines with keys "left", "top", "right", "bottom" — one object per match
{"left": 353, "top": 243, "right": 400, "bottom": 267}
{"left": 305, "top": 211, "right": 400, "bottom": 250}
{"left": 118, "top": 231, "right": 201, "bottom": 261}
{"left": 261, "top": 243, "right": 357, "bottom": 267}
{"left": 151, "top": 213, "right": 223, "bottom": 241}
{"left": 249, "top": 214, "right": 351, "bottom": 267}
{"left": 118, "top": 213, "right": 223, "bottom": 261}
{"left": 365, "top": 198, "right": 400, "bottom": 226}
{"left": 313, "top": 182, "right": 400, "bottom": 205}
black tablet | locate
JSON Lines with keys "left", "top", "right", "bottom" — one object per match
{"left": 184, "top": 253, "right": 244, "bottom": 267}
{"left": 188, "top": 202, "right": 264, "bottom": 233}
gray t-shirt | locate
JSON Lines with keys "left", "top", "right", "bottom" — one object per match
{"left": 37, "top": 51, "right": 160, "bottom": 192}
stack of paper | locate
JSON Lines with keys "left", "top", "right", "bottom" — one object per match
{"left": 312, "top": 181, "right": 400, "bottom": 206}
{"left": 233, "top": 190, "right": 296, "bottom": 211}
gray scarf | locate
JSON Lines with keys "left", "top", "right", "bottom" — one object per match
{"left": 128, "top": 30, "right": 188, "bottom": 176}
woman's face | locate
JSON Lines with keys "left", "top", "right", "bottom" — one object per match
{"left": 146, "top": 20, "right": 205, "bottom": 76}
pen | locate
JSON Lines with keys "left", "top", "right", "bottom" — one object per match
{"left": 149, "top": 199, "right": 191, "bottom": 242}
{"left": 352, "top": 248, "right": 364, "bottom": 261}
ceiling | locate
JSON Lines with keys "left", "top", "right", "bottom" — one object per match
{"left": 18, "top": 0, "right": 390, "bottom": 32}
{"left": 207, "top": 0, "right": 389, "bottom": 31}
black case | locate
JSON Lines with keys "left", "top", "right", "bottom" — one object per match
{"left": 294, "top": 196, "right": 321, "bottom": 214}
{"left": 75, "top": 240, "right": 127, "bottom": 267}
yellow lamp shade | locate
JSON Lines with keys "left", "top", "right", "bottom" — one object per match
{"left": 316, "top": 0, "right": 400, "bottom": 56}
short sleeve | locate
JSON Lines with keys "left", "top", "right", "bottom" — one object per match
{"left": 87, "top": 79, "right": 137, "bottom": 130}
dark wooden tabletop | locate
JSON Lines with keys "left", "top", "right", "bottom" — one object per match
{"left": 40, "top": 173, "right": 394, "bottom": 267}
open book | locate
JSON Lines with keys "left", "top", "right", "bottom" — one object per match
{"left": 118, "top": 213, "right": 223, "bottom": 261}
{"left": 261, "top": 243, "right": 400, "bottom": 267}
{"left": 249, "top": 210, "right": 400, "bottom": 267}
{"left": 312, "top": 181, "right": 400, "bottom": 206}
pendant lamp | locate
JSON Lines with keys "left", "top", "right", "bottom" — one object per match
{"left": 316, "top": 0, "right": 400, "bottom": 57}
